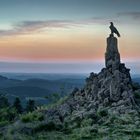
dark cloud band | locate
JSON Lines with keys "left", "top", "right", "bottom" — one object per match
{"left": 0, "top": 18, "right": 107, "bottom": 37}
{"left": 117, "top": 11, "right": 140, "bottom": 19}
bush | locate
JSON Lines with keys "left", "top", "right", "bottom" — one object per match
{"left": 34, "top": 121, "right": 63, "bottom": 133}
{"left": 0, "top": 107, "right": 17, "bottom": 123}
{"left": 81, "top": 118, "right": 93, "bottom": 127}
{"left": 0, "top": 120, "right": 9, "bottom": 127}
{"left": 97, "top": 108, "right": 108, "bottom": 117}
{"left": 21, "top": 112, "right": 44, "bottom": 123}
{"left": 0, "top": 94, "right": 9, "bottom": 108}
{"left": 134, "top": 92, "right": 140, "bottom": 99}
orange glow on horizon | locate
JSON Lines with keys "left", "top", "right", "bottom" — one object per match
{"left": 0, "top": 25, "right": 140, "bottom": 62}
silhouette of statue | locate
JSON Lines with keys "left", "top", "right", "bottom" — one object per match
{"left": 109, "top": 22, "right": 120, "bottom": 37}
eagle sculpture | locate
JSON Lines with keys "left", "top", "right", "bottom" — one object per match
{"left": 109, "top": 22, "right": 120, "bottom": 37}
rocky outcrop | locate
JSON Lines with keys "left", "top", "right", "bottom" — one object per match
{"left": 43, "top": 35, "right": 139, "bottom": 125}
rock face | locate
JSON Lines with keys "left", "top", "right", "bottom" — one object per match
{"left": 70, "top": 35, "right": 137, "bottom": 114}
{"left": 89, "top": 34, "right": 137, "bottom": 113}
{"left": 45, "top": 35, "right": 139, "bottom": 125}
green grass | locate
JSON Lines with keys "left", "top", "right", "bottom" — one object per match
{"left": 2, "top": 96, "right": 140, "bottom": 140}
{"left": 3, "top": 117, "right": 140, "bottom": 140}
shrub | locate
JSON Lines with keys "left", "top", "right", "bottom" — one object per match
{"left": 0, "top": 107, "right": 17, "bottom": 123}
{"left": 74, "top": 116, "right": 82, "bottom": 128}
{"left": 0, "top": 120, "right": 9, "bottom": 127}
{"left": 134, "top": 92, "right": 140, "bottom": 99}
{"left": 21, "top": 112, "right": 44, "bottom": 123}
{"left": 0, "top": 94, "right": 9, "bottom": 108}
{"left": 33, "top": 121, "right": 63, "bottom": 133}
{"left": 81, "top": 118, "right": 93, "bottom": 127}
{"left": 97, "top": 108, "right": 108, "bottom": 117}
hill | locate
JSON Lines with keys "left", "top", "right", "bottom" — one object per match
{"left": 0, "top": 75, "right": 85, "bottom": 105}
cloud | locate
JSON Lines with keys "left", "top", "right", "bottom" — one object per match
{"left": 117, "top": 11, "right": 140, "bottom": 19}
{"left": 15, "top": 20, "right": 74, "bottom": 30}
{"left": 0, "top": 17, "right": 116, "bottom": 37}
{"left": 0, "top": 20, "right": 74, "bottom": 37}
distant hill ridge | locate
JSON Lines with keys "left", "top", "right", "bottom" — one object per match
{"left": 0, "top": 74, "right": 85, "bottom": 105}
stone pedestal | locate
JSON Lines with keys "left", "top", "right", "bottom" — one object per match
{"left": 105, "top": 35, "right": 120, "bottom": 70}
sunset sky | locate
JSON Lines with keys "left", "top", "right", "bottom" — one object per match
{"left": 0, "top": 0, "right": 140, "bottom": 73}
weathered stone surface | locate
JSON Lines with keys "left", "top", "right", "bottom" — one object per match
{"left": 105, "top": 35, "right": 120, "bottom": 70}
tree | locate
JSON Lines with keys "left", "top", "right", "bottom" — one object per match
{"left": 13, "top": 97, "right": 23, "bottom": 113}
{"left": 45, "top": 93, "right": 60, "bottom": 104}
{"left": 60, "top": 85, "right": 65, "bottom": 96}
{"left": 0, "top": 94, "right": 9, "bottom": 108}
{"left": 26, "top": 99, "right": 36, "bottom": 112}
{"left": 51, "top": 93, "right": 60, "bottom": 103}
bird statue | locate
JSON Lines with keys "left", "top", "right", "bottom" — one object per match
{"left": 109, "top": 22, "right": 120, "bottom": 37}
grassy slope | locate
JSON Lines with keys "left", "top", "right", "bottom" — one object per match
{"left": 1, "top": 96, "right": 140, "bottom": 140}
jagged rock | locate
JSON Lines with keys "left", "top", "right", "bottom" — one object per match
{"left": 58, "top": 35, "right": 139, "bottom": 117}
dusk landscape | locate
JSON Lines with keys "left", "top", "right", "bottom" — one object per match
{"left": 0, "top": 0, "right": 140, "bottom": 140}
{"left": 0, "top": 0, "right": 140, "bottom": 74}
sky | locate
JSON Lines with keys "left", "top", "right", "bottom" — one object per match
{"left": 0, "top": 0, "right": 140, "bottom": 74}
